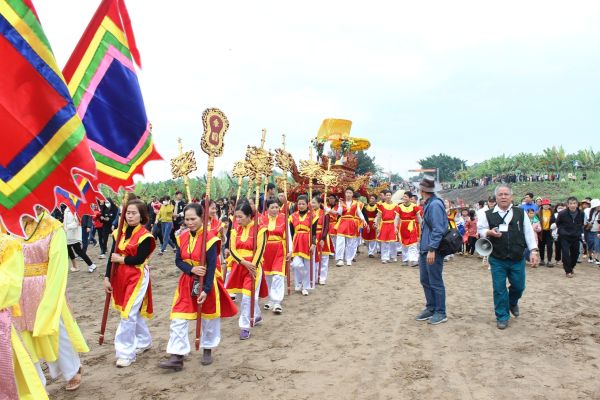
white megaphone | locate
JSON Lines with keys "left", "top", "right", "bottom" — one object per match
{"left": 475, "top": 238, "right": 493, "bottom": 256}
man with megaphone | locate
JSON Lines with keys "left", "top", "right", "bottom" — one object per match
{"left": 476, "top": 184, "right": 539, "bottom": 330}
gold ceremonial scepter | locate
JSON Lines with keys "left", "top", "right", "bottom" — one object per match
{"left": 317, "top": 158, "right": 338, "bottom": 282}
{"left": 275, "top": 135, "right": 293, "bottom": 295}
{"left": 195, "top": 108, "right": 229, "bottom": 350}
{"left": 245, "top": 129, "right": 274, "bottom": 327}
{"left": 174, "top": 138, "right": 196, "bottom": 202}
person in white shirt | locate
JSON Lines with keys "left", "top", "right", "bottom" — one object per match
{"left": 477, "top": 184, "right": 538, "bottom": 330}
{"left": 334, "top": 188, "right": 368, "bottom": 266}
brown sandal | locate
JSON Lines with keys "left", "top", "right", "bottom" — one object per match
{"left": 65, "top": 366, "right": 82, "bottom": 391}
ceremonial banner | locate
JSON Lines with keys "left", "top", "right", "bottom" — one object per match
{"left": 55, "top": 175, "right": 102, "bottom": 215}
{"left": 62, "top": 0, "right": 161, "bottom": 191}
{"left": 0, "top": 0, "right": 97, "bottom": 235}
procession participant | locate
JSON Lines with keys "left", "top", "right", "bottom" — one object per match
{"left": 376, "top": 190, "right": 399, "bottom": 264}
{"left": 327, "top": 194, "right": 339, "bottom": 256}
{"left": 259, "top": 183, "right": 277, "bottom": 214}
{"left": 555, "top": 197, "right": 585, "bottom": 277}
{"left": 398, "top": 192, "right": 422, "bottom": 267}
{"left": 226, "top": 202, "right": 268, "bottom": 340}
{"left": 0, "top": 233, "right": 48, "bottom": 399}
{"left": 278, "top": 189, "right": 295, "bottom": 215}
{"left": 286, "top": 195, "right": 317, "bottom": 295}
{"left": 334, "top": 188, "right": 368, "bottom": 266}
{"left": 444, "top": 199, "right": 460, "bottom": 261}
{"left": 105, "top": 200, "right": 156, "bottom": 367}
{"left": 353, "top": 191, "right": 364, "bottom": 253}
{"left": 477, "top": 184, "right": 539, "bottom": 329}
{"left": 312, "top": 196, "right": 332, "bottom": 285}
{"left": 410, "top": 193, "right": 424, "bottom": 252}
{"left": 362, "top": 194, "right": 379, "bottom": 258}
{"left": 260, "top": 199, "right": 287, "bottom": 313}
{"left": 15, "top": 207, "right": 89, "bottom": 390}
{"left": 158, "top": 203, "right": 237, "bottom": 370}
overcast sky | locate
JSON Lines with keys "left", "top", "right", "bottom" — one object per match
{"left": 36, "top": 0, "right": 600, "bottom": 182}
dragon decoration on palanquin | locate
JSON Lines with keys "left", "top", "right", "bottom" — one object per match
{"left": 271, "top": 118, "right": 390, "bottom": 201}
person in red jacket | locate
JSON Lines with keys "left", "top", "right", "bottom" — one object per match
{"left": 91, "top": 201, "right": 103, "bottom": 247}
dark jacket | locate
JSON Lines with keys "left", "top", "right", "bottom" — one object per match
{"left": 147, "top": 202, "right": 156, "bottom": 225}
{"left": 171, "top": 199, "right": 187, "bottom": 226}
{"left": 81, "top": 215, "right": 94, "bottom": 230}
{"left": 101, "top": 204, "right": 118, "bottom": 231}
{"left": 420, "top": 194, "right": 447, "bottom": 253}
{"left": 555, "top": 208, "right": 584, "bottom": 240}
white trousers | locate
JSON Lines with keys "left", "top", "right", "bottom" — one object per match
{"left": 292, "top": 256, "right": 314, "bottom": 289}
{"left": 235, "top": 272, "right": 262, "bottom": 330}
{"left": 365, "top": 241, "right": 377, "bottom": 256}
{"left": 335, "top": 236, "right": 358, "bottom": 262}
{"left": 114, "top": 266, "right": 152, "bottom": 359}
{"left": 380, "top": 242, "right": 397, "bottom": 262}
{"left": 35, "top": 316, "right": 81, "bottom": 385}
{"left": 167, "top": 318, "right": 221, "bottom": 355}
{"left": 265, "top": 274, "right": 284, "bottom": 303}
{"left": 316, "top": 255, "right": 329, "bottom": 282}
{"left": 330, "top": 235, "right": 336, "bottom": 254}
{"left": 401, "top": 245, "right": 419, "bottom": 262}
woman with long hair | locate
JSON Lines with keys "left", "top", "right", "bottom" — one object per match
{"left": 362, "top": 194, "right": 378, "bottom": 258}
{"left": 104, "top": 200, "right": 156, "bottom": 367}
{"left": 260, "top": 199, "right": 287, "bottom": 313}
{"left": 99, "top": 197, "right": 118, "bottom": 259}
{"left": 286, "top": 195, "right": 317, "bottom": 296}
{"left": 225, "top": 202, "right": 268, "bottom": 340}
{"left": 159, "top": 203, "right": 237, "bottom": 370}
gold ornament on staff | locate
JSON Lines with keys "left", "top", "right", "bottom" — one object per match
{"left": 318, "top": 158, "right": 339, "bottom": 199}
{"left": 194, "top": 107, "right": 229, "bottom": 351}
{"left": 170, "top": 138, "right": 198, "bottom": 201}
{"left": 232, "top": 160, "right": 251, "bottom": 202}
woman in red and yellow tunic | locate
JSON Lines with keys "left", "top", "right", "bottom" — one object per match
{"left": 226, "top": 201, "right": 268, "bottom": 340}
{"left": 397, "top": 192, "right": 422, "bottom": 266}
{"left": 286, "top": 195, "right": 317, "bottom": 296}
{"left": 260, "top": 199, "right": 287, "bottom": 313}
{"left": 327, "top": 194, "right": 339, "bottom": 254}
{"left": 105, "top": 200, "right": 156, "bottom": 368}
{"left": 311, "top": 196, "right": 332, "bottom": 285}
{"left": 377, "top": 190, "right": 400, "bottom": 263}
{"left": 159, "top": 203, "right": 237, "bottom": 370}
{"left": 362, "top": 194, "right": 379, "bottom": 258}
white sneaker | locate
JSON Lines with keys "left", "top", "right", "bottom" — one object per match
{"left": 99, "top": 254, "right": 106, "bottom": 259}
{"left": 135, "top": 344, "right": 151, "bottom": 355}
{"left": 392, "top": 258, "right": 397, "bottom": 263}
{"left": 346, "top": 261, "right": 352, "bottom": 266}
{"left": 116, "top": 357, "right": 135, "bottom": 367}
{"left": 588, "top": 258, "right": 594, "bottom": 263}
{"left": 382, "top": 260, "right": 388, "bottom": 264}
{"left": 264, "top": 301, "right": 274, "bottom": 310}
{"left": 318, "top": 280, "right": 326, "bottom": 285}
{"left": 336, "top": 260, "right": 344, "bottom": 267}
{"left": 295, "top": 285, "right": 302, "bottom": 291}
{"left": 302, "top": 289, "right": 309, "bottom": 296}
{"left": 88, "top": 264, "right": 97, "bottom": 273}
{"left": 273, "top": 304, "right": 282, "bottom": 313}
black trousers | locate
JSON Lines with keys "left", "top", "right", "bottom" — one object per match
{"left": 539, "top": 230, "right": 553, "bottom": 262}
{"left": 560, "top": 237, "right": 580, "bottom": 274}
{"left": 68, "top": 243, "right": 93, "bottom": 266}
{"left": 554, "top": 239, "right": 562, "bottom": 262}
{"left": 100, "top": 229, "right": 111, "bottom": 254}
{"left": 467, "top": 236, "right": 477, "bottom": 255}
{"left": 152, "top": 223, "right": 164, "bottom": 245}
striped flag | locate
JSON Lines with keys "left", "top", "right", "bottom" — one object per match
{"left": 0, "top": 0, "right": 97, "bottom": 235}
{"left": 62, "top": 0, "right": 162, "bottom": 192}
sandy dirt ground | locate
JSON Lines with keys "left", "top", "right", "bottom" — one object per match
{"left": 42, "top": 242, "right": 600, "bottom": 400}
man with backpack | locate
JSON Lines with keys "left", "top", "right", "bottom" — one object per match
{"left": 477, "top": 184, "right": 539, "bottom": 330}
{"left": 414, "top": 175, "right": 448, "bottom": 325}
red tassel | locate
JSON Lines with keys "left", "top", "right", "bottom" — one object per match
{"left": 117, "top": 0, "right": 142, "bottom": 69}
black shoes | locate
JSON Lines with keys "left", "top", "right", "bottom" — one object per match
{"left": 510, "top": 304, "right": 520, "bottom": 317}
{"left": 158, "top": 354, "right": 184, "bottom": 371}
{"left": 201, "top": 349, "right": 213, "bottom": 365}
{"left": 497, "top": 320, "right": 508, "bottom": 330}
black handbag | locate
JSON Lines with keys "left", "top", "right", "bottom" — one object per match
{"left": 423, "top": 217, "right": 463, "bottom": 257}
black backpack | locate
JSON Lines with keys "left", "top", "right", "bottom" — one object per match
{"left": 423, "top": 209, "right": 464, "bottom": 257}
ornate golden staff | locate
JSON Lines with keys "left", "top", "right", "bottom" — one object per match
{"left": 195, "top": 108, "right": 229, "bottom": 351}
{"left": 171, "top": 138, "right": 198, "bottom": 202}
{"left": 299, "top": 147, "right": 324, "bottom": 288}
{"left": 244, "top": 129, "right": 273, "bottom": 327}
{"left": 316, "top": 158, "right": 339, "bottom": 282}
{"left": 275, "top": 135, "right": 294, "bottom": 295}
{"left": 232, "top": 160, "right": 250, "bottom": 205}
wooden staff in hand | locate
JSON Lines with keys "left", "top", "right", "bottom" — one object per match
{"left": 196, "top": 108, "right": 229, "bottom": 350}
{"left": 99, "top": 192, "right": 131, "bottom": 345}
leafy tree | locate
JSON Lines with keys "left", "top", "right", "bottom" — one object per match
{"left": 355, "top": 151, "right": 383, "bottom": 176}
{"left": 390, "top": 172, "right": 403, "bottom": 182}
{"left": 418, "top": 154, "right": 467, "bottom": 182}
